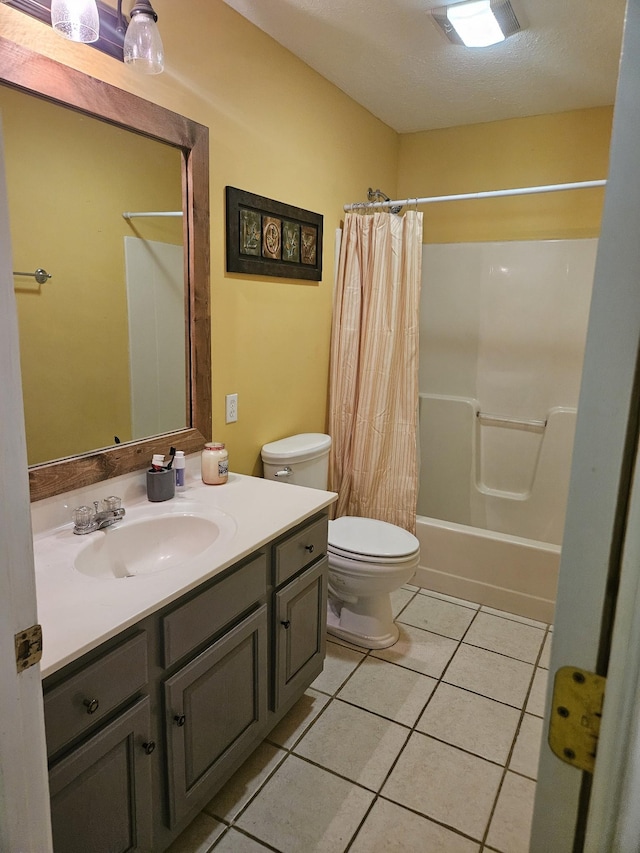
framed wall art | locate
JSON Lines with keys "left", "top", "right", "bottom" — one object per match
{"left": 226, "top": 186, "right": 323, "bottom": 281}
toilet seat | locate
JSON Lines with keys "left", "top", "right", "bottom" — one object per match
{"left": 328, "top": 516, "right": 419, "bottom": 563}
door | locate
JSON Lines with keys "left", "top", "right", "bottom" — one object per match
{"left": 274, "top": 557, "right": 328, "bottom": 711}
{"left": 48, "top": 698, "right": 153, "bottom": 853}
{"left": 164, "top": 605, "right": 268, "bottom": 827}
{"left": 530, "top": 1, "right": 640, "bottom": 848}
{"left": 0, "top": 115, "right": 53, "bottom": 850}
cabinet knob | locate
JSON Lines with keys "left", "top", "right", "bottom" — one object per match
{"left": 305, "top": 544, "right": 315, "bottom": 553}
{"left": 174, "top": 714, "right": 186, "bottom": 727}
{"left": 281, "top": 620, "right": 291, "bottom": 629}
{"left": 83, "top": 698, "right": 99, "bottom": 715}
{"left": 142, "top": 741, "right": 156, "bottom": 755}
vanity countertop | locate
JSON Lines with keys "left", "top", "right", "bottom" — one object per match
{"left": 34, "top": 473, "right": 336, "bottom": 679}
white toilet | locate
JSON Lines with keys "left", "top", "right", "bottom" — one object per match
{"left": 261, "top": 433, "right": 419, "bottom": 649}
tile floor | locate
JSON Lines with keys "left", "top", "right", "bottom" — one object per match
{"left": 167, "top": 585, "right": 551, "bottom": 853}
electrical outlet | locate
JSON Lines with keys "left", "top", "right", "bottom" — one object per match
{"left": 225, "top": 393, "right": 238, "bottom": 424}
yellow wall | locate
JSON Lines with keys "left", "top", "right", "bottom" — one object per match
{"left": 0, "top": 2, "right": 614, "bottom": 479}
{"left": 0, "top": 0, "right": 398, "bottom": 476}
{"left": 1, "top": 86, "right": 182, "bottom": 464}
{"left": 398, "top": 107, "right": 613, "bottom": 243}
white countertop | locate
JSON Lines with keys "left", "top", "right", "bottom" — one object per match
{"left": 34, "top": 472, "right": 336, "bottom": 678}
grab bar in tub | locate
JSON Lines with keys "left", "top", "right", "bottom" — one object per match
{"left": 477, "top": 411, "right": 547, "bottom": 432}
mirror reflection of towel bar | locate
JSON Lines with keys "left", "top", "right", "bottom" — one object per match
{"left": 477, "top": 411, "right": 547, "bottom": 432}
{"left": 13, "top": 268, "right": 52, "bottom": 284}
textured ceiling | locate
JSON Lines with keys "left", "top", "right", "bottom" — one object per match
{"left": 222, "top": 0, "right": 627, "bottom": 133}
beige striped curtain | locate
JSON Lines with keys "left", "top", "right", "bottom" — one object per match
{"left": 328, "top": 210, "right": 423, "bottom": 533}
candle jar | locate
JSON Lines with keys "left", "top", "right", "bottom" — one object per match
{"left": 201, "top": 442, "right": 228, "bottom": 485}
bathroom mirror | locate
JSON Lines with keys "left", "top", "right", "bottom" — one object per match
{"left": 0, "top": 36, "right": 211, "bottom": 501}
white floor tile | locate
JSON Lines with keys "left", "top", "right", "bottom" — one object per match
{"left": 418, "top": 589, "right": 481, "bottom": 610}
{"left": 463, "top": 612, "right": 545, "bottom": 663}
{"left": 398, "top": 595, "right": 477, "bottom": 640}
{"left": 350, "top": 797, "right": 480, "bottom": 852}
{"left": 371, "top": 623, "right": 459, "bottom": 678}
{"left": 525, "top": 668, "right": 549, "bottom": 718}
{"left": 381, "top": 732, "right": 503, "bottom": 840}
{"left": 391, "top": 586, "right": 416, "bottom": 617}
{"left": 211, "top": 829, "right": 273, "bottom": 852}
{"left": 204, "top": 742, "right": 286, "bottom": 823}
{"left": 485, "top": 772, "right": 537, "bottom": 853}
{"left": 538, "top": 631, "right": 552, "bottom": 669}
{"left": 510, "top": 714, "right": 544, "bottom": 780}
{"left": 480, "top": 606, "right": 548, "bottom": 630}
{"left": 293, "top": 699, "right": 409, "bottom": 790}
{"left": 444, "top": 644, "right": 534, "bottom": 708}
{"left": 310, "top": 641, "right": 366, "bottom": 695}
{"left": 165, "top": 813, "right": 226, "bottom": 853}
{"left": 236, "top": 754, "right": 374, "bottom": 853}
{"left": 416, "top": 682, "right": 520, "bottom": 764}
{"left": 337, "top": 656, "right": 437, "bottom": 726}
{"left": 265, "top": 688, "right": 330, "bottom": 749}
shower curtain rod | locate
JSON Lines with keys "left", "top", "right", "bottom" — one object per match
{"left": 343, "top": 179, "right": 607, "bottom": 212}
{"left": 122, "top": 211, "right": 183, "bottom": 219}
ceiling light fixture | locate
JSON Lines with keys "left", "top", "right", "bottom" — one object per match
{"left": 432, "top": 0, "right": 521, "bottom": 48}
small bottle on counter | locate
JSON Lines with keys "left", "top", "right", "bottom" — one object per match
{"left": 174, "top": 450, "right": 186, "bottom": 491}
{"left": 201, "top": 442, "right": 229, "bottom": 485}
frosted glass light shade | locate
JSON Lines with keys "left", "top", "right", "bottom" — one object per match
{"left": 446, "top": 0, "right": 505, "bottom": 47}
{"left": 123, "top": 10, "right": 164, "bottom": 74}
{"left": 51, "top": 0, "right": 99, "bottom": 43}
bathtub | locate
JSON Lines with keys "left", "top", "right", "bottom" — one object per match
{"left": 413, "top": 393, "right": 572, "bottom": 624}
{"left": 412, "top": 516, "right": 559, "bottom": 624}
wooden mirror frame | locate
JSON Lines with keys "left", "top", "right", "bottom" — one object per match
{"left": 0, "top": 36, "right": 211, "bottom": 502}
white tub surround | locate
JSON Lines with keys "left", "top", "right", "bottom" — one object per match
{"left": 32, "top": 466, "right": 336, "bottom": 677}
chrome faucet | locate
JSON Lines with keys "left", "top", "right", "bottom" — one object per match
{"left": 72, "top": 496, "right": 125, "bottom": 535}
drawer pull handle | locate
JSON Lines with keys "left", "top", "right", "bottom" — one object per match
{"left": 281, "top": 620, "right": 291, "bottom": 629}
{"left": 142, "top": 741, "right": 156, "bottom": 755}
{"left": 305, "top": 544, "right": 315, "bottom": 553}
{"left": 83, "top": 698, "right": 100, "bottom": 715}
{"left": 174, "top": 714, "right": 186, "bottom": 727}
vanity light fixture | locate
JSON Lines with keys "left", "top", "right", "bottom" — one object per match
{"left": 5, "top": 0, "right": 164, "bottom": 73}
{"left": 50, "top": 0, "right": 99, "bottom": 43}
{"left": 119, "top": 0, "right": 164, "bottom": 74}
{"left": 431, "top": 0, "right": 521, "bottom": 47}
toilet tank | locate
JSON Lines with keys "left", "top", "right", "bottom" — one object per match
{"left": 261, "top": 433, "right": 331, "bottom": 489}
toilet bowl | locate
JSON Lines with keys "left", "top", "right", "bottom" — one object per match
{"left": 261, "top": 433, "right": 420, "bottom": 649}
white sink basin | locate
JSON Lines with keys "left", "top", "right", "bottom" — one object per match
{"left": 74, "top": 512, "right": 235, "bottom": 580}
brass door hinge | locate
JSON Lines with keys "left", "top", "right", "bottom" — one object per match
{"left": 15, "top": 624, "right": 43, "bottom": 673}
{"left": 548, "top": 665, "right": 606, "bottom": 774}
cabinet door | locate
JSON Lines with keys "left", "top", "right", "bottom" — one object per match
{"left": 164, "top": 604, "right": 268, "bottom": 827}
{"left": 48, "top": 697, "right": 153, "bottom": 853}
{"left": 274, "top": 557, "right": 327, "bottom": 711}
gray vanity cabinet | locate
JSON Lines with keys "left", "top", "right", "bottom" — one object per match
{"left": 42, "top": 511, "right": 329, "bottom": 853}
{"left": 274, "top": 559, "right": 327, "bottom": 711}
{"left": 164, "top": 604, "right": 268, "bottom": 827}
{"left": 48, "top": 697, "right": 153, "bottom": 853}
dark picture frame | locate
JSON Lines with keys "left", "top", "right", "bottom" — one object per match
{"left": 226, "top": 186, "right": 323, "bottom": 281}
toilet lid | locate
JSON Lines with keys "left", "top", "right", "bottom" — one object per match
{"left": 328, "top": 516, "right": 419, "bottom": 560}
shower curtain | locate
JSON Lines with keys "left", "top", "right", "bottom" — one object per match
{"left": 329, "top": 210, "right": 423, "bottom": 533}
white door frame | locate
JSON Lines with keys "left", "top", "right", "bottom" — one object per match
{"left": 530, "top": 1, "right": 640, "bottom": 848}
{"left": 0, "top": 116, "right": 52, "bottom": 851}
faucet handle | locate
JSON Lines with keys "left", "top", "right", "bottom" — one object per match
{"left": 73, "top": 505, "right": 94, "bottom": 530}
{"left": 103, "top": 496, "right": 122, "bottom": 511}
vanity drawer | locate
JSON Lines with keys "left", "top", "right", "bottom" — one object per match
{"left": 44, "top": 631, "right": 148, "bottom": 758}
{"left": 274, "top": 514, "right": 328, "bottom": 587}
{"left": 162, "top": 551, "right": 268, "bottom": 667}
